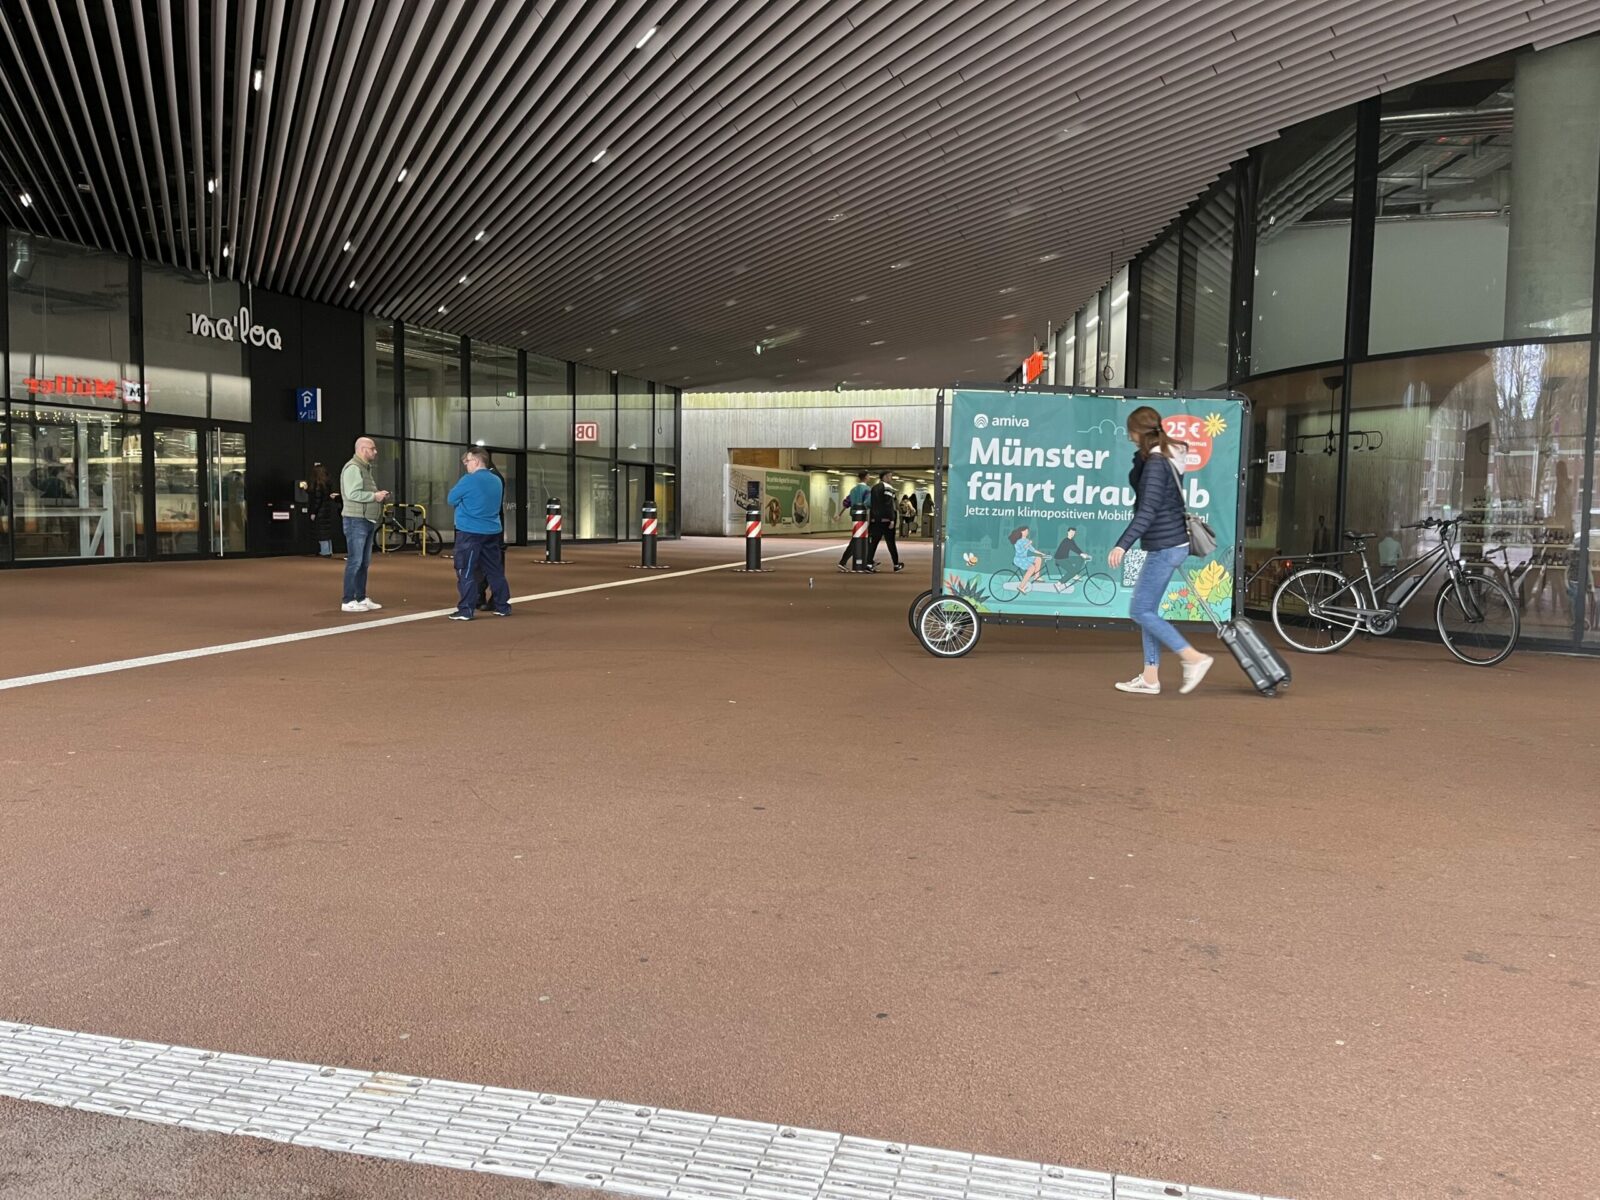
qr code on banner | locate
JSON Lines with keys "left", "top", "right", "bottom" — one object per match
{"left": 1121, "top": 548, "right": 1147, "bottom": 588}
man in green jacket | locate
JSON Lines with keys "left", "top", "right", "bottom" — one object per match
{"left": 340, "top": 437, "right": 391, "bottom": 613}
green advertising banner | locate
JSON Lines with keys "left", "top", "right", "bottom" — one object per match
{"left": 762, "top": 469, "right": 812, "bottom": 530}
{"left": 943, "top": 389, "right": 1246, "bottom": 623}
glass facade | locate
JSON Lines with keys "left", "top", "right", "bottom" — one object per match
{"left": 404, "top": 326, "right": 466, "bottom": 444}
{"left": 1058, "top": 35, "right": 1600, "bottom": 650}
{"left": 364, "top": 316, "right": 399, "bottom": 437}
{"left": 142, "top": 266, "right": 252, "bottom": 421}
{"left": 470, "top": 341, "right": 521, "bottom": 448}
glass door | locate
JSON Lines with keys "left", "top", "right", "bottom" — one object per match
{"left": 622, "top": 463, "right": 649, "bottom": 540}
{"left": 152, "top": 425, "right": 205, "bottom": 556}
{"left": 486, "top": 448, "right": 523, "bottom": 545}
{"left": 210, "top": 428, "right": 248, "bottom": 556}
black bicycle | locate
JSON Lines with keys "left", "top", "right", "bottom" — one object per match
{"left": 1270, "top": 517, "right": 1519, "bottom": 665}
{"left": 377, "top": 502, "right": 443, "bottom": 556}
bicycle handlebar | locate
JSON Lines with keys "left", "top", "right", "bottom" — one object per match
{"left": 1402, "top": 517, "right": 1461, "bottom": 531}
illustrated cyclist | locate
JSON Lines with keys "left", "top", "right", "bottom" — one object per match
{"left": 1008, "top": 525, "right": 1046, "bottom": 594}
{"left": 1052, "top": 526, "right": 1091, "bottom": 594}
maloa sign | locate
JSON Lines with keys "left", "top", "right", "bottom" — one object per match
{"left": 851, "top": 419, "right": 882, "bottom": 443}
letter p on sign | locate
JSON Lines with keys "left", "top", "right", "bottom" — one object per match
{"left": 852, "top": 419, "right": 882, "bottom": 443}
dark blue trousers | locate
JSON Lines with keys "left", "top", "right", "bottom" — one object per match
{"left": 454, "top": 530, "right": 510, "bottom": 617}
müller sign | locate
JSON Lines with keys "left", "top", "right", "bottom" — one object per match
{"left": 188, "top": 305, "right": 283, "bottom": 350}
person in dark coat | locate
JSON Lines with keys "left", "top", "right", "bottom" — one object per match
{"left": 308, "top": 462, "right": 339, "bottom": 556}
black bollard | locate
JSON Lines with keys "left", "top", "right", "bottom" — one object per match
{"left": 851, "top": 503, "right": 870, "bottom": 571}
{"left": 745, "top": 503, "right": 762, "bottom": 571}
{"left": 544, "top": 498, "right": 563, "bottom": 562}
{"left": 641, "top": 500, "right": 659, "bottom": 567}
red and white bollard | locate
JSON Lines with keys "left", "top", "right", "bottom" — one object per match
{"left": 635, "top": 500, "right": 668, "bottom": 569}
{"left": 850, "top": 503, "right": 871, "bottom": 571}
{"left": 744, "top": 504, "right": 763, "bottom": 571}
{"left": 542, "top": 498, "right": 565, "bottom": 563}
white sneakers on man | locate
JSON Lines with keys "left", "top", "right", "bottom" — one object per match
{"left": 340, "top": 599, "right": 383, "bottom": 614}
{"left": 359, "top": 598, "right": 383, "bottom": 611}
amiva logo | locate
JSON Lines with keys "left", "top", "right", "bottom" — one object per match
{"left": 973, "top": 413, "right": 1029, "bottom": 428}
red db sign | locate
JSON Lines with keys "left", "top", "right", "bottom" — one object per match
{"left": 575, "top": 422, "right": 600, "bottom": 442}
{"left": 852, "top": 419, "right": 882, "bottom": 443}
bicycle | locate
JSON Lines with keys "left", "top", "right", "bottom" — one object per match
{"left": 987, "top": 556, "right": 1117, "bottom": 606}
{"left": 1270, "top": 517, "right": 1519, "bottom": 666}
{"left": 377, "top": 502, "right": 443, "bottom": 556}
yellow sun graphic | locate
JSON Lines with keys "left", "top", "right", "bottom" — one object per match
{"left": 1203, "top": 412, "right": 1227, "bottom": 437}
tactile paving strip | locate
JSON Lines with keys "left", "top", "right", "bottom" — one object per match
{"left": 0, "top": 1021, "right": 1287, "bottom": 1200}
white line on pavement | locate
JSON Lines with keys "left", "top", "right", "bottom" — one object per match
{"left": 0, "top": 1020, "right": 1286, "bottom": 1200}
{"left": 0, "top": 543, "right": 848, "bottom": 693}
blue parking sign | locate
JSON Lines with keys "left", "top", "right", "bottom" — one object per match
{"left": 295, "top": 387, "right": 322, "bottom": 422}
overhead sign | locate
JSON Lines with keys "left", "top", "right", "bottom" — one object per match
{"left": 188, "top": 305, "right": 284, "bottom": 350}
{"left": 944, "top": 388, "right": 1246, "bottom": 624}
{"left": 1022, "top": 350, "right": 1046, "bottom": 384}
{"left": 852, "top": 419, "right": 882, "bottom": 443}
{"left": 24, "top": 374, "right": 145, "bottom": 405}
{"left": 575, "top": 421, "right": 600, "bottom": 443}
{"left": 295, "top": 387, "right": 323, "bottom": 422}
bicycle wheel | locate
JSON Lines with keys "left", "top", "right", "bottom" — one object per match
{"left": 988, "top": 568, "right": 1023, "bottom": 602}
{"left": 377, "top": 524, "right": 407, "bottom": 554}
{"left": 422, "top": 526, "right": 443, "bottom": 556}
{"left": 1435, "top": 573, "right": 1519, "bottom": 666}
{"left": 1272, "top": 568, "right": 1359, "bottom": 653}
{"left": 1081, "top": 573, "right": 1116, "bottom": 606}
{"left": 917, "top": 597, "right": 981, "bottom": 658}
{"left": 907, "top": 589, "right": 934, "bottom": 635}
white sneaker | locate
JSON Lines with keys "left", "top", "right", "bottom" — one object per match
{"left": 1114, "top": 676, "right": 1160, "bottom": 695}
{"left": 1180, "top": 655, "right": 1214, "bottom": 695}
{"left": 340, "top": 601, "right": 366, "bottom": 613}
{"left": 359, "top": 599, "right": 383, "bottom": 611}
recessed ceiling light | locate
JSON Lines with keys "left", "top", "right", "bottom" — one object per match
{"left": 765, "top": 324, "right": 777, "bottom": 331}
{"left": 585, "top": 346, "right": 594, "bottom": 353}
{"left": 459, "top": 275, "right": 468, "bottom": 284}
{"left": 348, "top": 280, "right": 357, "bottom": 289}
{"left": 253, "top": 67, "right": 262, "bottom": 91}
{"left": 222, "top": 245, "right": 230, "bottom": 258}
{"left": 591, "top": 148, "right": 608, "bottom": 164}
{"left": 971, "top": 336, "right": 987, "bottom": 342}
{"left": 635, "top": 26, "right": 657, "bottom": 49}
{"left": 343, "top": 239, "right": 352, "bottom": 252}
{"left": 475, "top": 229, "right": 486, "bottom": 241}
{"left": 889, "top": 261, "right": 911, "bottom": 270}
{"left": 438, "top": 305, "right": 448, "bottom": 314}
{"left": 849, "top": 294, "right": 868, "bottom": 303}
{"left": 563, "top": 303, "right": 574, "bottom": 312}
{"left": 870, "top": 340, "right": 885, "bottom": 346}
{"left": 206, "top": 177, "right": 217, "bottom": 194}
{"left": 896, "top": 356, "right": 907, "bottom": 361}
{"left": 669, "top": 344, "right": 678, "bottom": 351}
{"left": 397, "top": 167, "right": 409, "bottom": 182}
{"left": 826, "top": 212, "right": 846, "bottom": 222}
{"left": 18, "top": 192, "right": 31, "bottom": 207}
{"left": 859, "top": 319, "right": 873, "bottom": 326}
{"left": 724, "top": 299, "right": 737, "bottom": 307}
{"left": 1038, "top": 253, "right": 1059, "bottom": 262}
{"left": 998, "top": 286, "right": 1016, "bottom": 295}
{"left": 609, "top": 327, "right": 619, "bottom": 334}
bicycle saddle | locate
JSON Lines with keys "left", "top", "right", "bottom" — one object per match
{"left": 1343, "top": 531, "right": 1374, "bottom": 542}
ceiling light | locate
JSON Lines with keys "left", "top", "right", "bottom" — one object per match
{"left": 206, "top": 178, "right": 216, "bottom": 194}
{"left": 475, "top": 229, "right": 486, "bottom": 241}
{"left": 18, "top": 192, "right": 31, "bottom": 207}
{"left": 591, "top": 148, "right": 608, "bottom": 164}
{"left": 808, "top": 442, "right": 818, "bottom": 451}
{"left": 1038, "top": 253, "right": 1059, "bottom": 262}
{"left": 459, "top": 275, "right": 468, "bottom": 284}
{"left": 859, "top": 319, "right": 873, "bottom": 326}
{"left": 765, "top": 324, "right": 777, "bottom": 331}
{"left": 609, "top": 327, "right": 619, "bottom": 334}
{"left": 669, "top": 344, "right": 678, "bottom": 351}
{"left": 438, "top": 305, "right": 448, "bottom": 314}
{"left": 397, "top": 167, "right": 409, "bottom": 182}
{"left": 849, "top": 294, "right": 868, "bottom": 303}
{"left": 253, "top": 67, "right": 262, "bottom": 91}
{"left": 1001, "top": 313, "right": 1018, "bottom": 320}
{"left": 896, "top": 355, "right": 908, "bottom": 361}
{"left": 222, "top": 246, "right": 230, "bottom": 258}
{"left": 563, "top": 303, "right": 574, "bottom": 312}
{"left": 348, "top": 280, "right": 357, "bottom": 289}
{"left": 826, "top": 212, "right": 846, "bottom": 222}
{"left": 889, "top": 261, "right": 911, "bottom": 270}
{"left": 998, "top": 286, "right": 1017, "bottom": 295}
{"left": 343, "top": 240, "right": 352, "bottom": 252}
{"left": 635, "top": 26, "right": 657, "bottom": 49}
{"left": 911, "top": 442, "right": 921, "bottom": 451}
{"left": 870, "top": 340, "right": 885, "bottom": 346}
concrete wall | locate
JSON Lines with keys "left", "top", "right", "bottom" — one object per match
{"left": 681, "top": 388, "right": 942, "bottom": 534}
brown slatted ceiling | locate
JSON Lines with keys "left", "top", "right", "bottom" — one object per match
{"left": 0, "top": 0, "right": 1596, "bottom": 390}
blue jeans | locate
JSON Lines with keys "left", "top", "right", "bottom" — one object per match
{"left": 1129, "top": 542, "right": 1192, "bottom": 666}
{"left": 341, "top": 517, "right": 376, "bottom": 603}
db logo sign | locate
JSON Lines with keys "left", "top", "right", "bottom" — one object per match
{"left": 1161, "top": 412, "right": 1227, "bottom": 470}
{"left": 574, "top": 421, "right": 600, "bottom": 443}
{"left": 852, "top": 419, "right": 882, "bottom": 443}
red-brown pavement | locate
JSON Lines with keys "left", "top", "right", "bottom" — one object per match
{"left": 1, "top": 537, "right": 1596, "bottom": 1200}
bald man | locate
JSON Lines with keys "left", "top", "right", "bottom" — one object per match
{"left": 339, "top": 436, "right": 391, "bottom": 613}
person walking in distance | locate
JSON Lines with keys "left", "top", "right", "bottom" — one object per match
{"left": 867, "top": 469, "right": 904, "bottom": 571}
{"left": 308, "top": 462, "right": 338, "bottom": 557}
{"left": 1107, "top": 406, "right": 1213, "bottom": 695}
{"left": 447, "top": 448, "right": 512, "bottom": 621}
{"left": 339, "top": 437, "right": 390, "bottom": 613}
{"left": 838, "top": 470, "right": 873, "bottom": 572}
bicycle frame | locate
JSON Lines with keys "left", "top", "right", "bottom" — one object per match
{"left": 1309, "top": 529, "right": 1477, "bottom": 631}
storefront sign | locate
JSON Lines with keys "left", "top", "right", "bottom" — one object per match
{"left": 575, "top": 421, "right": 600, "bottom": 442}
{"left": 295, "top": 387, "right": 323, "bottom": 422}
{"left": 944, "top": 388, "right": 1245, "bottom": 623}
{"left": 188, "top": 305, "right": 283, "bottom": 350}
{"left": 852, "top": 419, "right": 882, "bottom": 443}
{"left": 23, "top": 374, "right": 145, "bottom": 406}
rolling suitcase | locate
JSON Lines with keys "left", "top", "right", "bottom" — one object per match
{"left": 1193, "top": 591, "right": 1291, "bottom": 697}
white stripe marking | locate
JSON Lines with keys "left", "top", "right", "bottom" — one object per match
{"left": 0, "top": 544, "right": 847, "bottom": 693}
{"left": 0, "top": 1021, "right": 1287, "bottom": 1200}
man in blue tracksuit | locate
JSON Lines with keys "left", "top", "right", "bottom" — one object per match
{"left": 446, "top": 448, "right": 511, "bottom": 621}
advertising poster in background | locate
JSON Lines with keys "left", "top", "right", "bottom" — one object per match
{"left": 762, "top": 469, "right": 811, "bottom": 530}
{"left": 944, "top": 389, "right": 1245, "bottom": 622}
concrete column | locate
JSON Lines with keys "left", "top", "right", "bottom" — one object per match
{"left": 1505, "top": 38, "right": 1600, "bottom": 339}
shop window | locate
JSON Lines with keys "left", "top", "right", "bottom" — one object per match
{"left": 1136, "top": 235, "right": 1179, "bottom": 388}
{"left": 1369, "top": 43, "right": 1599, "bottom": 355}
{"left": 7, "top": 405, "right": 144, "bottom": 560}
{"left": 6, "top": 231, "right": 134, "bottom": 408}
{"left": 1252, "top": 109, "right": 1356, "bottom": 374}
{"left": 526, "top": 352, "right": 570, "bottom": 452}
{"left": 1346, "top": 342, "right": 1591, "bottom": 641}
{"left": 574, "top": 364, "right": 615, "bottom": 459}
{"left": 525, "top": 451, "right": 570, "bottom": 518}
{"left": 404, "top": 326, "right": 465, "bottom": 443}
{"left": 142, "top": 265, "right": 252, "bottom": 420}
{"left": 1180, "top": 181, "right": 1236, "bottom": 390}
{"left": 1237, "top": 369, "right": 1346, "bottom": 610}
{"left": 618, "top": 374, "right": 650, "bottom": 457}
{"left": 574, "top": 456, "right": 616, "bottom": 539}
{"left": 470, "top": 341, "right": 521, "bottom": 447}
{"left": 364, "top": 316, "right": 399, "bottom": 437}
